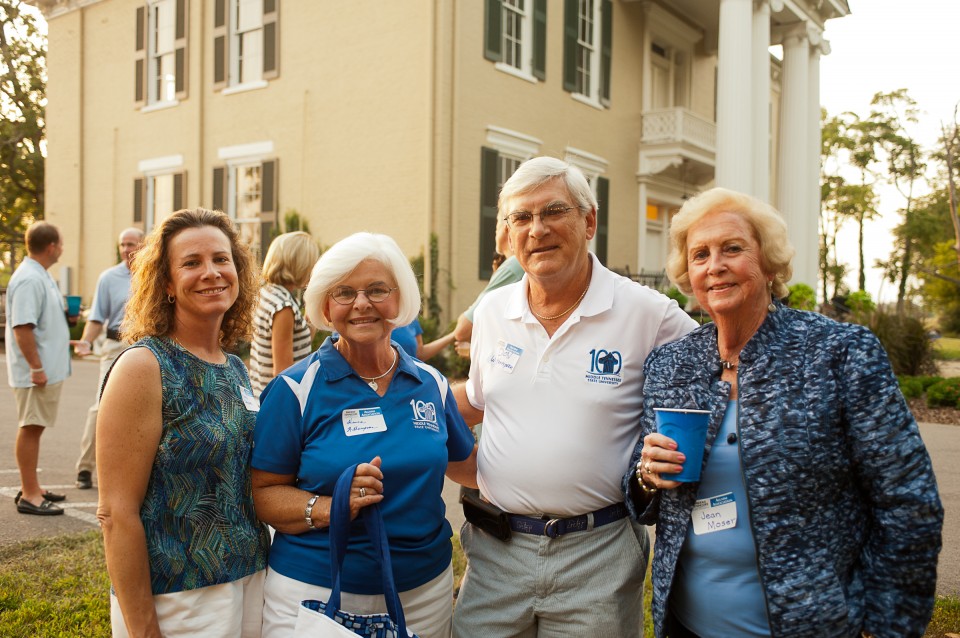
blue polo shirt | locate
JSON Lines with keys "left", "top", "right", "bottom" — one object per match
{"left": 89, "top": 262, "right": 133, "bottom": 331}
{"left": 390, "top": 319, "right": 423, "bottom": 359}
{"left": 252, "top": 337, "right": 474, "bottom": 594}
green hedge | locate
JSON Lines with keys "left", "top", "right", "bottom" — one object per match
{"left": 926, "top": 377, "right": 960, "bottom": 408}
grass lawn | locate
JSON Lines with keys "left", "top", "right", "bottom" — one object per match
{"left": 1, "top": 531, "right": 956, "bottom": 636}
{"left": 935, "top": 336, "right": 960, "bottom": 361}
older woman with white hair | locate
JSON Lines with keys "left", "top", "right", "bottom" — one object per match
{"left": 252, "top": 232, "right": 478, "bottom": 638}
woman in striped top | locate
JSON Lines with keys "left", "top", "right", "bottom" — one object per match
{"left": 249, "top": 231, "right": 321, "bottom": 394}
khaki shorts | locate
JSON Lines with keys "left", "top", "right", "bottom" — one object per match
{"left": 12, "top": 382, "right": 64, "bottom": 428}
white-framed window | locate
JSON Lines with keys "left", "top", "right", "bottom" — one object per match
{"left": 651, "top": 42, "right": 690, "bottom": 109}
{"left": 213, "top": 0, "right": 279, "bottom": 92}
{"left": 134, "top": 155, "right": 186, "bottom": 231}
{"left": 478, "top": 127, "right": 541, "bottom": 278}
{"left": 484, "top": 0, "right": 545, "bottom": 82}
{"left": 563, "top": 0, "right": 611, "bottom": 107}
{"left": 135, "top": 0, "right": 187, "bottom": 108}
{"left": 213, "top": 142, "right": 278, "bottom": 261}
{"left": 148, "top": 0, "right": 176, "bottom": 104}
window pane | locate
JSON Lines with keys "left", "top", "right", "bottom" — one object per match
{"left": 236, "top": 220, "right": 262, "bottom": 261}
{"left": 152, "top": 173, "right": 175, "bottom": 229}
{"left": 503, "top": 0, "right": 524, "bottom": 70}
{"left": 158, "top": 53, "right": 176, "bottom": 102}
{"left": 239, "top": 29, "right": 263, "bottom": 83}
{"left": 236, "top": 0, "right": 262, "bottom": 33}
{"left": 236, "top": 164, "right": 262, "bottom": 221}
{"left": 154, "top": 0, "right": 175, "bottom": 54}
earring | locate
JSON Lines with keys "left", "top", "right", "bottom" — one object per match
{"left": 167, "top": 294, "right": 175, "bottom": 304}
{"left": 767, "top": 281, "right": 777, "bottom": 312}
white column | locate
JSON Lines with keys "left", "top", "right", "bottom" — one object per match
{"left": 637, "top": 181, "right": 649, "bottom": 271}
{"left": 716, "top": 0, "right": 754, "bottom": 193}
{"left": 751, "top": 0, "right": 771, "bottom": 202}
{"left": 801, "top": 33, "right": 823, "bottom": 290}
{"left": 777, "top": 26, "right": 809, "bottom": 278}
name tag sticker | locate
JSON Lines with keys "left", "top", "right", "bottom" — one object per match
{"left": 239, "top": 385, "right": 260, "bottom": 412}
{"left": 691, "top": 491, "right": 738, "bottom": 535}
{"left": 491, "top": 339, "right": 523, "bottom": 373}
{"left": 342, "top": 407, "right": 388, "bottom": 436}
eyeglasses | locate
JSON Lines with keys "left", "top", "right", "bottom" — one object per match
{"left": 504, "top": 206, "right": 579, "bottom": 228}
{"left": 330, "top": 285, "right": 398, "bottom": 305}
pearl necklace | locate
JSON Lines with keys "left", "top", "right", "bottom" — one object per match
{"left": 337, "top": 343, "right": 398, "bottom": 391}
{"left": 528, "top": 284, "right": 590, "bottom": 321}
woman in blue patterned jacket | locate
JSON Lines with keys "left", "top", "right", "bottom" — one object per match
{"left": 97, "top": 209, "right": 270, "bottom": 637}
{"left": 624, "top": 188, "right": 943, "bottom": 638}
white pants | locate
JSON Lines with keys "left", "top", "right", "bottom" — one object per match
{"left": 262, "top": 564, "right": 453, "bottom": 638}
{"left": 111, "top": 570, "right": 265, "bottom": 637}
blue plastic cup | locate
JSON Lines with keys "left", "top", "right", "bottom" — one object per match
{"left": 65, "top": 295, "right": 81, "bottom": 318}
{"left": 654, "top": 408, "right": 711, "bottom": 482}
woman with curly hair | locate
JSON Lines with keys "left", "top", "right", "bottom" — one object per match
{"left": 97, "top": 208, "right": 270, "bottom": 637}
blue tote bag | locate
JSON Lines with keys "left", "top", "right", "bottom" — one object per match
{"left": 294, "top": 464, "right": 418, "bottom": 638}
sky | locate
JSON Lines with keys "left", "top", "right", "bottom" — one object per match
{"left": 819, "top": 0, "right": 960, "bottom": 302}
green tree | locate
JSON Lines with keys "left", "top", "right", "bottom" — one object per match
{"left": 867, "top": 90, "right": 927, "bottom": 315}
{"left": 0, "top": 0, "right": 45, "bottom": 270}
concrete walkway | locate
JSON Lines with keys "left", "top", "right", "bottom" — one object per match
{"left": 1, "top": 353, "right": 956, "bottom": 596}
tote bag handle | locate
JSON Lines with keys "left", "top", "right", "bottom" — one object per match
{"left": 325, "top": 464, "right": 409, "bottom": 636}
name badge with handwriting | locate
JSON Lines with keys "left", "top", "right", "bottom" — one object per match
{"left": 342, "top": 407, "right": 388, "bottom": 437}
{"left": 239, "top": 385, "right": 260, "bottom": 412}
{"left": 691, "top": 492, "right": 738, "bottom": 535}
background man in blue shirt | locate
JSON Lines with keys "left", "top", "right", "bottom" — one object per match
{"left": 71, "top": 227, "right": 144, "bottom": 489}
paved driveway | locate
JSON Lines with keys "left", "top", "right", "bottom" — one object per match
{"left": 1, "top": 353, "right": 956, "bottom": 596}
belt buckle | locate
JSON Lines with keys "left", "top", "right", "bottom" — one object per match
{"left": 544, "top": 518, "right": 561, "bottom": 538}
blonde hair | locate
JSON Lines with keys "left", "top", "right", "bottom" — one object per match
{"left": 261, "top": 231, "right": 320, "bottom": 288}
{"left": 303, "top": 232, "right": 420, "bottom": 332}
{"left": 667, "top": 187, "right": 794, "bottom": 299}
{"left": 123, "top": 208, "right": 258, "bottom": 348}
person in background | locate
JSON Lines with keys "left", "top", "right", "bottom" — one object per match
{"left": 452, "top": 216, "right": 523, "bottom": 356}
{"left": 71, "top": 227, "right": 145, "bottom": 490}
{"left": 252, "top": 232, "right": 477, "bottom": 638}
{"left": 389, "top": 318, "right": 455, "bottom": 361}
{"left": 97, "top": 209, "right": 269, "bottom": 637}
{"left": 628, "top": 187, "right": 943, "bottom": 638}
{"left": 5, "top": 221, "right": 71, "bottom": 516}
{"left": 249, "top": 231, "right": 321, "bottom": 395}
{"left": 452, "top": 157, "right": 696, "bottom": 637}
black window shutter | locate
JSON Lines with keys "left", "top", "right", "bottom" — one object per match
{"left": 479, "top": 147, "right": 500, "bottom": 279}
{"left": 173, "top": 172, "right": 186, "bottom": 211}
{"left": 595, "top": 176, "right": 609, "bottom": 266}
{"left": 134, "top": 5, "right": 146, "bottom": 106}
{"left": 484, "top": 0, "right": 502, "bottom": 62}
{"left": 212, "top": 166, "right": 225, "bottom": 212}
{"left": 260, "top": 159, "right": 278, "bottom": 216}
{"left": 213, "top": 0, "right": 227, "bottom": 89}
{"left": 532, "top": 0, "right": 547, "bottom": 80}
{"left": 600, "top": 0, "right": 613, "bottom": 106}
{"left": 133, "top": 177, "right": 144, "bottom": 223}
{"left": 263, "top": 0, "right": 280, "bottom": 79}
{"left": 174, "top": 0, "right": 188, "bottom": 99}
{"left": 562, "top": 0, "right": 578, "bottom": 92}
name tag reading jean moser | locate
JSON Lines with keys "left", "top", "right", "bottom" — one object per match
{"left": 691, "top": 492, "right": 738, "bottom": 535}
{"left": 342, "top": 408, "right": 388, "bottom": 436}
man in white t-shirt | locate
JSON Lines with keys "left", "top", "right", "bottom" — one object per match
{"left": 452, "top": 157, "right": 696, "bottom": 637}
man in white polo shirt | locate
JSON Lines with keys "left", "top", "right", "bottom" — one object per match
{"left": 452, "top": 157, "right": 696, "bottom": 636}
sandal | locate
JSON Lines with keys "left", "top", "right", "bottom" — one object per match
{"left": 16, "top": 498, "right": 65, "bottom": 516}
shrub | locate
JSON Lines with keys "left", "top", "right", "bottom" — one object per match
{"left": 898, "top": 376, "right": 924, "bottom": 400}
{"left": 858, "top": 309, "right": 937, "bottom": 376}
{"left": 786, "top": 283, "right": 816, "bottom": 310}
{"left": 926, "top": 378, "right": 960, "bottom": 408}
{"left": 665, "top": 287, "right": 688, "bottom": 309}
{"left": 846, "top": 290, "right": 876, "bottom": 314}
{"left": 918, "top": 375, "right": 945, "bottom": 390}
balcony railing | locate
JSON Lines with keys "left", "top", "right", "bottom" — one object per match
{"left": 641, "top": 107, "right": 716, "bottom": 154}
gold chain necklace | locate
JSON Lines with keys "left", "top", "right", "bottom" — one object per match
{"left": 528, "top": 283, "right": 590, "bottom": 321}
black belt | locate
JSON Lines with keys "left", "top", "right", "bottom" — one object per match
{"left": 106, "top": 328, "right": 123, "bottom": 341}
{"left": 508, "top": 502, "right": 629, "bottom": 538}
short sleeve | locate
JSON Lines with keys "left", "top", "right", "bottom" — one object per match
{"left": 252, "top": 375, "right": 307, "bottom": 475}
{"left": 9, "top": 278, "right": 45, "bottom": 328}
{"left": 443, "top": 384, "right": 474, "bottom": 462}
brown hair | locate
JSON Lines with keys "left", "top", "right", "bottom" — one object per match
{"left": 123, "top": 208, "right": 258, "bottom": 348}
{"left": 25, "top": 221, "right": 60, "bottom": 254}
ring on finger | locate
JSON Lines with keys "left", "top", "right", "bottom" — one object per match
{"left": 644, "top": 461, "right": 654, "bottom": 475}
{"left": 359, "top": 487, "right": 367, "bottom": 498}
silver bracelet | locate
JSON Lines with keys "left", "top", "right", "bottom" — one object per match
{"left": 304, "top": 494, "right": 320, "bottom": 529}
